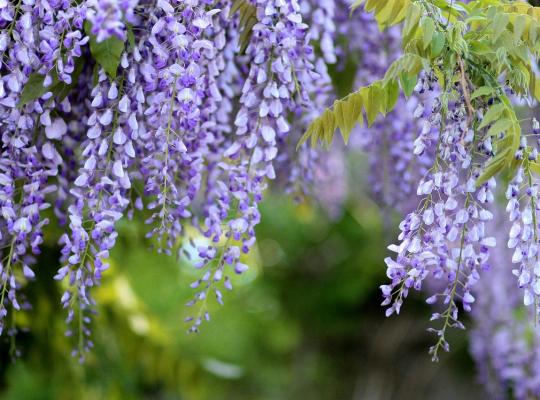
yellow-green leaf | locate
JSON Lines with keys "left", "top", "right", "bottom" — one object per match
{"left": 399, "top": 73, "right": 417, "bottom": 97}
{"left": 513, "top": 15, "right": 526, "bottom": 43}
{"left": 430, "top": 31, "right": 446, "bottom": 58}
{"left": 403, "top": 3, "right": 422, "bottom": 44}
{"left": 486, "top": 118, "right": 511, "bottom": 137}
{"left": 492, "top": 12, "right": 509, "bottom": 42}
{"left": 362, "top": 85, "right": 382, "bottom": 126}
{"left": 478, "top": 103, "right": 506, "bottom": 130}
{"left": 476, "top": 148, "right": 510, "bottom": 186}
{"left": 384, "top": 80, "right": 400, "bottom": 112}
{"left": 530, "top": 161, "right": 540, "bottom": 176}
{"left": 422, "top": 18, "right": 435, "bottom": 50}
{"left": 471, "top": 86, "right": 494, "bottom": 99}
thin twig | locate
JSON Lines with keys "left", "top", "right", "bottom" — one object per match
{"left": 457, "top": 55, "right": 475, "bottom": 125}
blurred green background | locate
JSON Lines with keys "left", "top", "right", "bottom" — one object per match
{"left": 0, "top": 187, "right": 483, "bottom": 399}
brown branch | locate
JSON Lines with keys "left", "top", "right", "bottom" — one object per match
{"left": 457, "top": 55, "right": 475, "bottom": 125}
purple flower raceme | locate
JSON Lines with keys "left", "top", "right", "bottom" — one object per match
{"left": 56, "top": 65, "right": 136, "bottom": 361}
{"left": 35, "top": 0, "right": 89, "bottom": 84}
{"left": 0, "top": 0, "right": 67, "bottom": 352}
{"left": 381, "top": 80, "right": 497, "bottom": 360}
{"left": 505, "top": 124, "right": 540, "bottom": 316}
{"left": 275, "top": 1, "right": 339, "bottom": 211}
{"left": 139, "top": 1, "right": 217, "bottom": 253}
{"left": 184, "top": 0, "right": 321, "bottom": 331}
{"left": 303, "top": 0, "right": 336, "bottom": 64}
{"left": 471, "top": 213, "right": 540, "bottom": 400}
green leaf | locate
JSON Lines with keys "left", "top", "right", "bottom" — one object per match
{"left": 476, "top": 148, "right": 510, "bottom": 186}
{"left": 399, "top": 73, "right": 416, "bottom": 97}
{"left": 466, "top": 15, "right": 488, "bottom": 24}
{"left": 374, "top": 0, "right": 406, "bottom": 28}
{"left": 362, "top": 85, "right": 382, "bottom": 126}
{"left": 19, "top": 56, "right": 86, "bottom": 108}
{"left": 18, "top": 73, "right": 53, "bottom": 108}
{"left": 127, "top": 23, "right": 136, "bottom": 48}
{"left": 478, "top": 103, "right": 506, "bottom": 130}
{"left": 334, "top": 92, "right": 363, "bottom": 144}
{"left": 529, "top": 20, "right": 538, "bottom": 45}
{"left": 313, "top": 109, "right": 334, "bottom": 147}
{"left": 364, "top": 0, "right": 385, "bottom": 13}
{"left": 486, "top": 118, "right": 511, "bottom": 137}
{"left": 333, "top": 100, "right": 347, "bottom": 141}
{"left": 299, "top": 123, "right": 315, "bottom": 148}
{"left": 422, "top": 18, "right": 435, "bottom": 50}
{"left": 531, "top": 74, "right": 540, "bottom": 102}
{"left": 470, "top": 86, "right": 494, "bottom": 99}
{"left": 230, "top": 0, "right": 257, "bottom": 54}
{"left": 513, "top": 15, "right": 526, "bottom": 43}
{"left": 430, "top": 31, "right": 446, "bottom": 58}
{"left": 491, "top": 12, "right": 509, "bottom": 42}
{"left": 403, "top": 4, "right": 422, "bottom": 44}
{"left": 85, "top": 21, "right": 125, "bottom": 79}
{"left": 384, "top": 80, "right": 399, "bottom": 112}
{"left": 299, "top": 76, "right": 405, "bottom": 149}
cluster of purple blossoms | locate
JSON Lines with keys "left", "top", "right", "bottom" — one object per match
{"left": 274, "top": 0, "right": 339, "bottom": 210}
{"left": 471, "top": 214, "right": 540, "bottom": 399}
{"left": 506, "top": 165, "right": 540, "bottom": 313}
{"left": 381, "top": 86, "right": 497, "bottom": 360}
{"left": 502, "top": 121, "right": 540, "bottom": 319}
{"left": 0, "top": 0, "right": 80, "bottom": 343}
{"left": 0, "top": 0, "right": 338, "bottom": 357}
{"left": 185, "top": 0, "right": 324, "bottom": 330}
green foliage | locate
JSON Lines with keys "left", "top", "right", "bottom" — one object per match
{"left": 302, "top": 0, "right": 540, "bottom": 186}
{"left": 298, "top": 53, "right": 426, "bottom": 148}
{"left": 18, "top": 59, "right": 84, "bottom": 108}
{"left": 84, "top": 22, "right": 125, "bottom": 79}
{"left": 352, "top": 0, "right": 410, "bottom": 28}
{"left": 230, "top": 0, "right": 257, "bottom": 54}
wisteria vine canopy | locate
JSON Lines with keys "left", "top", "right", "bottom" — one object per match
{"left": 4, "top": 0, "right": 540, "bottom": 395}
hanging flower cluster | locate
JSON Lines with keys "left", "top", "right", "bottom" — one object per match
{"left": 470, "top": 214, "right": 540, "bottom": 400}
{"left": 0, "top": 0, "right": 336, "bottom": 360}
{"left": 382, "top": 84, "right": 498, "bottom": 360}
{"left": 299, "top": 0, "right": 540, "bottom": 371}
